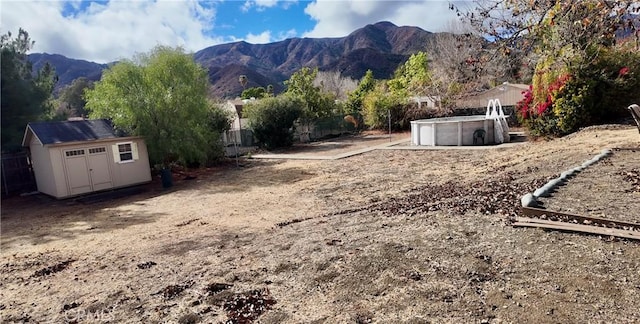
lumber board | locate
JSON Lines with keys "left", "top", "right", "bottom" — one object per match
{"left": 513, "top": 217, "right": 640, "bottom": 240}
{"left": 521, "top": 207, "right": 640, "bottom": 229}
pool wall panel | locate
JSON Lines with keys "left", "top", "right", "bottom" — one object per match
{"left": 410, "top": 116, "right": 497, "bottom": 146}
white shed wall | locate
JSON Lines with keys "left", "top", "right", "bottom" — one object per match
{"left": 31, "top": 137, "right": 151, "bottom": 199}
{"left": 29, "top": 137, "right": 58, "bottom": 197}
{"left": 49, "top": 145, "right": 72, "bottom": 197}
{"left": 108, "top": 139, "right": 152, "bottom": 188}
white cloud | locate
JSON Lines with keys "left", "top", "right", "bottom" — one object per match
{"left": 245, "top": 30, "right": 273, "bottom": 44}
{"left": 254, "top": 0, "right": 280, "bottom": 7}
{"left": 303, "top": 0, "right": 461, "bottom": 38}
{"left": 278, "top": 28, "right": 298, "bottom": 40}
{"left": 241, "top": 0, "right": 280, "bottom": 12}
{"left": 231, "top": 28, "right": 297, "bottom": 45}
{"left": 241, "top": 1, "right": 253, "bottom": 13}
{"left": 241, "top": 0, "right": 297, "bottom": 12}
{"left": 0, "top": 0, "right": 223, "bottom": 63}
{"left": 280, "top": 0, "right": 298, "bottom": 10}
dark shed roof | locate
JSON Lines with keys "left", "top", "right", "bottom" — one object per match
{"left": 24, "top": 119, "right": 118, "bottom": 146}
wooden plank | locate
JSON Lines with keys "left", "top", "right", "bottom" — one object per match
{"left": 521, "top": 207, "right": 640, "bottom": 229}
{"left": 515, "top": 217, "right": 638, "bottom": 232}
{"left": 513, "top": 222, "right": 640, "bottom": 240}
{"left": 513, "top": 218, "right": 640, "bottom": 240}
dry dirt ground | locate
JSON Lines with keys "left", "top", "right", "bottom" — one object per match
{"left": 1, "top": 127, "right": 639, "bottom": 323}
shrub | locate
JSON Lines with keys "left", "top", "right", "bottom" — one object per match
{"left": 517, "top": 45, "right": 640, "bottom": 137}
{"left": 361, "top": 87, "right": 404, "bottom": 130}
{"left": 182, "top": 103, "right": 232, "bottom": 167}
{"left": 244, "top": 95, "right": 304, "bottom": 149}
{"left": 205, "top": 104, "right": 233, "bottom": 163}
{"left": 361, "top": 86, "right": 436, "bottom": 130}
{"left": 398, "top": 103, "right": 442, "bottom": 129}
{"left": 579, "top": 46, "right": 640, "bottom": 122}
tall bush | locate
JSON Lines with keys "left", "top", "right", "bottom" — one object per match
{"left": 86, "top": 46, "right": 228, "bottom": 167}
{"left": 361, "top": 84, "right": 405, "bottom": 130}
{"left": 285, "top": 67, "right": 340, "bottom": 121}
{"left": 346, "top": 70, "right": 376, "bottom": 115}
{"left": 206, "top": 103, "right": 234, "bottom": 163}
{"left": 517, "top": 45, "right": 640, "bottom": 136}
{"left": 244, "top": 95, "right": 304, "bottom": 149}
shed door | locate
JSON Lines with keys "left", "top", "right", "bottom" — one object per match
{"left": 65, "top": 149, "right": 92, "bottom": 195}
{"left": 87, "top": 147, "right": 113, "bottom": 191}
{"left": 64, "top": 147, "right": 113, "bottom": 195}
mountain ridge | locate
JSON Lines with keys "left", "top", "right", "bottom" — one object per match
{"left": 29, "top": 21, "right": 436, "bottom": 98}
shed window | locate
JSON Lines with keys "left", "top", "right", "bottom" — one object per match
{"left": 88, "top": 147, "right": 106, "bottom": 154}
{"left": 65, "top": 149, "right": 85, "bottom": 157}
{"left": 112, "top": 142, "right": 139, "bottom": 163}
{"left": 118, "top": 143, "right": 133, "bottom": 162}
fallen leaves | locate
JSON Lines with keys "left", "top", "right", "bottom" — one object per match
{"left": 136, "top": 261, "right": 157, "bottom": 270}
{"left": 156, "top": 281, "right": 194, "bottom": 300}
{"left": 620, "top": 168, "right": 640, "bottom": 192}
{"left": 368, "top": 172, "right": 548, "bottom": 218}
{"left": 222, "top": 288, "right": 276, "bottom": 324}
{"left": 32, "top": 260, "right": 75, "bottom": 277}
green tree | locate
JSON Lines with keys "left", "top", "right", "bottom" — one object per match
{"left": 358, "top": 52, "right": 438, "bottom": 130}
{"left": 1, "top": 28, "right": 57, "bottom": 151}
{"left": 285, "top": 67, "right": 336, "bottom": 121}
{"left": 346, "top": 69, "right": 376, "bottom": 114}
{"left": 85, "top": 45, "right": 229, "bottom": 167}
{"left": 496, "top": 2, "right": 640, "bottom": 136}
{"left": 243, "top": 94, "right": 304, "bottom": 149}
{"left": 518, "top": 44, "right": 640, "bottom": 136}
{"left": 241, "top": 86, "right": 266, "bottom": 99}
{"left": 58, "top": 77, "right": 94, "bottom": 117}
{"left": 456, "top": 1, "right": 640, "bottom": 136}
{"left": 208, "top": 101, "right": 234, "bottom": 135}
{"left": 388, "top": 51, "right": 432, "bottom": 98}
{"left": 361, "top": 83, "right": 405, "bottom": 129}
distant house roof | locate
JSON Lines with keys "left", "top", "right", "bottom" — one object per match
{"left": 456, "top": 83, "right": 530, "bottom": 108}
{"left": 22, "top": 119, "right": 119, "bottom": 147}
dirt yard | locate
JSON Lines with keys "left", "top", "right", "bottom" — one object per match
{"left": 1, "top": 127, "right": 639, "bottom": 323}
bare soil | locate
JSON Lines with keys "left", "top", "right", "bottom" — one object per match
{"left": 1, "top": 127, "right": 639, "bottom": 323}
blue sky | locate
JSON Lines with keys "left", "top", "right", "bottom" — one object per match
{"left": 1, "top": 1, "right": 465, "bottom": 63}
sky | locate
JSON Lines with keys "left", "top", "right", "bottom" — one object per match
{"left": 1, "top": 0, "right": 467, "bottom": 64}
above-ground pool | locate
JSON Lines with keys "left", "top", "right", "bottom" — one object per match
{"left": 411, "top": 115, "right": 496, "bottom": 146}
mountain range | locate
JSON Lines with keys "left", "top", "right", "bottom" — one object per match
{"left": 29, "top": 21, "right": 436, "bottom": 98}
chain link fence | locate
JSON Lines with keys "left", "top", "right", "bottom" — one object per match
{"left": 293, "top": 114, "right": 361, "bottom": 142}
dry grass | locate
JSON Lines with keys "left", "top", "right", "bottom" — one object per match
{"left": 1, "top": 127, "right": 639, "bottom": 323}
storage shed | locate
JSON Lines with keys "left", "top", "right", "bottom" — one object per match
{"left": 22, "top": 119, "right": 152, "bottom": 198}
